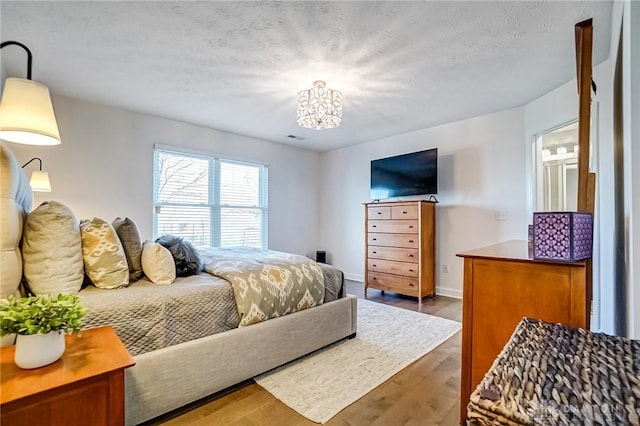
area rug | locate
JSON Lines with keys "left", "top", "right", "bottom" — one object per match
{"left": 254, "top": 298, "right": 461, "bottom": 423}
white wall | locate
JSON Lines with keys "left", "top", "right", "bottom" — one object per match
{"left": 319, "top": 108, "right": 527, "bottom": 298}
{"left": 8, "top": 95, "right": 322, "bottom": 256}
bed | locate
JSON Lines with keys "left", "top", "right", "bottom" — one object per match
{"left": 467, "top": 318, "right": 640, "bottom": 425}
{"left": 0, "top": 142, "right": 358, "bottom": 424}
{"left": 77, "top": 247, "right": 347, "bottom": 357}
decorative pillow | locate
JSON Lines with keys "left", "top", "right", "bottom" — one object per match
{"left": 112, "top": 217, "right": 144, "bottom": 282}
{"left": 22, "top": 201, "right": 84, "bottom": 295}
{"left": 80, "top": 218, "right": 129, "bottom": 289}
{"left": 141, "top": 241, "right": 176, "bottom": 284}
{"left": 1, "top": 143, "right": 32, "bottom": 299}
{"left": 155, "top": 234, "right": 202, "bottom": 277}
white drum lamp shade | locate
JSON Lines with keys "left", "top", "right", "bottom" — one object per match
{"left": 0, "top": 77, "right": 61, "bottom": 146}
{"left": 29, "top": 170, "right": 51, "bottom": 192}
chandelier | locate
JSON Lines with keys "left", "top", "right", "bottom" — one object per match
{"left": 297, "top": 80, "right": 342, "bottom": 130}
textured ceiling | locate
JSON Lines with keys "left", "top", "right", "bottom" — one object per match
{"left": 0, "top": 1, "right": 612, "bottom": 152}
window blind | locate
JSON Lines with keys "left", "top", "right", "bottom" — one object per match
{"left": 153, "top": 149, "right": 268, "bottom": 249}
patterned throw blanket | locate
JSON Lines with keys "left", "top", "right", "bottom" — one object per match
{"left": 201, "top": 247, "right": 325, "bottom": 327}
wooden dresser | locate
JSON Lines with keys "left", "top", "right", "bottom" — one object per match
{"left": 364, "top": 200, "right": 436, "bottom": 306}
{"left": 1, "top": 326, "right": 135, "bottom": 426}
{"left": 457, "top": 240, "right": 590, "bottom": 423}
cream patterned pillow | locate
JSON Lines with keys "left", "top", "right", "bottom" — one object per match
{"left": 22, "top": 201, "right": 84, "bottom": 295}
{"left": 141, "top": 241, "right": 176, "bottom": 284}
{"left": 80, "top": 218, "right": 129, "bottom": 289}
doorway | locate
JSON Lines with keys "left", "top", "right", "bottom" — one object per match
{"left": 533, "top": 121, "right": 579, "bottom": 212}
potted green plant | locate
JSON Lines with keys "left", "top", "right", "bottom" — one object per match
{"left": 0, "top": 294, "right": 86, "bottom": 369}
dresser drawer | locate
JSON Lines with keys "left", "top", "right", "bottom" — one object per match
{"left": 368, "top": 233, "right": 419, "bottom": 248}
{"left": 367, "top": 220, "right": 418, "bottom": 234}
{"left": 368, "top": 271, "right": 419, "bottom": 294}
{"left": 368, "top": 259, "right": 418, "bottom": 277}
{"left": 391, "top": 205, "right": 418, "bottom": 220}
{"left": 368, "top": 206, "right": 391, "bottom": 219}
{"left": 368, "top": 246, "right": 418, "bottom": 262}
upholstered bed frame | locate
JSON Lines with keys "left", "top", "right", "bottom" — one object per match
{"left": 0, "top": 143, "right": 358, "bottom": 424}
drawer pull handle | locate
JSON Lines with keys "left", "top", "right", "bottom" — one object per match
{"left": 377, "top": 212, "right": 382, "bottom": 214}
{"left": 408, "top": 254, "right": 414, "bottom": 258}
{"left": 403, "top": 211, "right": 407, "bottom": 214}
{"left": 408, "top": 225, "right": 414, "bottom": 229}
{"left": 373, "top": 238, "right": 377, "bottom": 241}
{"left": 372, "top": 225, "right": 377, "bottom": 228}
{"left": 373, "top": 264, "right": 377, "bottom": 267}
{"left": 408, "top": 269, "right": 414, "bottom": 272}
{"left": 409, "top": 240, "right": 414, "bottom": 243}
{"left": 409, "top": 283, "right": 414, "bottom": 287}
{"left": 373, "top": 251, "right": 377, "bottom": 254}
{"left": 372, "top": 277, "right": 377, "bottom": 280}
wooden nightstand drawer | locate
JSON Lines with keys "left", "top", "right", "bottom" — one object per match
{"left": 368, "top": 206, "right": 391, "bottom": 219}
{"left": 368, "top": 271, "right": 420, "bottom": 294}
{"left": 367, "top": 220, "right": 418, "bottom": 234}
{"left": 368, "top": 246, "right": 418, "bottom": 262}
{"left": 391, "top": 205, "right": 418, "bottom": 219}
{"left": 368, "top": 233, "right": 419, "bottom": 248}
{"left": 368, "top": 259, "right": 418, "bottom": 277}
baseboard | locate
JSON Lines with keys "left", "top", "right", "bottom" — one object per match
{"left": 344, "top": 272, "right": 364, "bottom": 282}
{"left": 436, "top": 286, "right": 462, "bottom": 299}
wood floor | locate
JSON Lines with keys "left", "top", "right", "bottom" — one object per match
{"left": 153, "top": 281, "right": 462, "bottom": 426}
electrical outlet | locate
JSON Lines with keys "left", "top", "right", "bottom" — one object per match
{"left": 495, "top": 209, "right": 508, "bottom": 221}
{"left": 442, "top": 264, "right": 449, "bottom": 273}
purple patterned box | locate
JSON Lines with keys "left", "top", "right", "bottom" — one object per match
{"left": 533, "top": 212, "right": 593, "bottom": 261}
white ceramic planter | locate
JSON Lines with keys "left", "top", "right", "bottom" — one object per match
{"left": 0, "top": 333, "right": 16, "bottom": 348}
{"left": 14, "top": 331, "right": 65, "bottom": 369}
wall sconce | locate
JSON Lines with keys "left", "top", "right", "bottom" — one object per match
{"left": 0, "top": 40, "right": 61, "bottom": 145}
{"left": 21, "top": 157, "right": 51, "bottom": 192}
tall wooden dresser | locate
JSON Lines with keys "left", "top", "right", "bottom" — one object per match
{"left": 364, "top": 200, "right": 436, "bottom": 306}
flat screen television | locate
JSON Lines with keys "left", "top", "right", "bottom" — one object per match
{"left": 370, "top": 148, "right": 438, "bottom": 199}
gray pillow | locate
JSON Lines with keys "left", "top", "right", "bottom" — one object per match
{"left": 112, "top": 217, "right": 144, "bottom": 282}
{"left": 155, "top": 235, "right": 202, "bottom": 277}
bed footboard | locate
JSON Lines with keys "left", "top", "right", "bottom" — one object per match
{"left": 125, "top": 295, "right": 357, "bottom": 425}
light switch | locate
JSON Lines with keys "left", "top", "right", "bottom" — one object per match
{"left": 495, "top": 210, "right": 508, "bottom": 221}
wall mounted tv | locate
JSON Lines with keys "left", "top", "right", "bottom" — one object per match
{"left": 370, "top": 148, "right": 438, "bottom": 199}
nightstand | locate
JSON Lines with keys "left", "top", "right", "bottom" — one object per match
{"left": 1, "top": 326, "right": 135, "bottom": 426}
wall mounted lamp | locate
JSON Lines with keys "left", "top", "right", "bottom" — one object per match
{"left": 21, "top": 157, "right": 51, "bottom": 192}
{"left": 0, "top": 40, "right": 61, "bottom": 145}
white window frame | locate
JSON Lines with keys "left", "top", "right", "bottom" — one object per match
{"left": 153, "top": 147, "right": 268, "bottom": 249}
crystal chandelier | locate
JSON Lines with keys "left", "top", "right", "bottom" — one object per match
{"left": 297, "top": 80, "right": 343, "bottom": 130}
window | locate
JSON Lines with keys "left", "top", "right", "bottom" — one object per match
{"left": 153, "top": 148, "right": 268, "bottom": 249}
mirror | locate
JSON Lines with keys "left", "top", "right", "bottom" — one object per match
{"left": 533, "top": 121, "right": 579, "bottom": 211}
